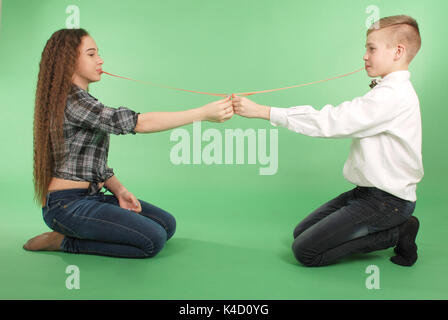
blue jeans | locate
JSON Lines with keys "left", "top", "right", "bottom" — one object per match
{"left": 42, "top": 188, "right": 176, "bottom": 258}
{"left": 292, "top": 186, "right": 416, "bottom": 267}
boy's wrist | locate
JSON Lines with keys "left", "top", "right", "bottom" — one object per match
{"left": 257, "top": 105, "right": 271, "bottom": 120}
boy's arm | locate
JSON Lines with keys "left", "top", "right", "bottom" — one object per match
{"left": 233, "top": 85, "right": 406, "bottom": 138}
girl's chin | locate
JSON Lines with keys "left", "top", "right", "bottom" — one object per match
{"left": 90, "top": 76, "right": 102, "bottom": 83}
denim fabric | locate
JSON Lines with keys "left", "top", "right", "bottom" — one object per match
{"left": 292, "top": 186, "right": 416, "bottom": 267}
{"left": 42, "top": 188, "right": 176, "bottom": 258}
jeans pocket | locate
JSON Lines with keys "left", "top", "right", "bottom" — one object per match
{"left": 43, "top": 201, "right": 65, "bottom": 229}
{"left": 49, "top": 197, "right": 82, "bottom": 212}
{"left": 381, "top": 197, "right": 415, "bottom": 219}
{"left": 400, "top": 201, "right": 416, "bottom": 219}
{"left": 42, "top": 207, "right": 53, "bottom": 229}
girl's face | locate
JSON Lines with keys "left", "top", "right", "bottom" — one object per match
{"left": 72, "top": 36, "right": 104, "bottom": 90}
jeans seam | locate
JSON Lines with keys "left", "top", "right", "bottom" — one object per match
{"left": 104, "top": 195, "right": 172, "bottom": 236}
{"left": 63, "top": 214, "right": 156, "bottom": 253}
{"left": 53, "top": 219, "right": 81, "bottom": 238}
{"left": 68, "top": 249, "right": 152, "bottom": 258}
{"left": 143, "top": 214, "right": 169, "bottom": 233}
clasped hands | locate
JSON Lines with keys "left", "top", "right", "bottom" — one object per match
{"left": 202, "top": 94, "right": 271, "bottom": 123}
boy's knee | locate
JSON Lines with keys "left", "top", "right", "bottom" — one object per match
{"left": 292, "top": 238, "right": 321, "bottom": 267}
{"left": 293, "top": 225, "right": 303, "bottom": 239}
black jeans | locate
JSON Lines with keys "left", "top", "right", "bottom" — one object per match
{"left": 292, "top": 186, "right": 416, "bottom": 267}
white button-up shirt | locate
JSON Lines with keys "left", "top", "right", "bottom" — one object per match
{"left": 270, "top": 70, "right": 423, "bottom": 201}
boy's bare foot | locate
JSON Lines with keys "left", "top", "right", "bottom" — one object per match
{"left": 23, "top": 231, "right": 65, "bottom": 251}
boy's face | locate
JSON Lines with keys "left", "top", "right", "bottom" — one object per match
{"left": 363, "top": 28, "right": 398, "bottom": 78}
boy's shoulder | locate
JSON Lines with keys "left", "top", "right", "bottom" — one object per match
{"left": 365, "top": 73, "right": 419, "bottom": 106}
{"left": 366, "top": 79, "right": 419, "bottom": 106}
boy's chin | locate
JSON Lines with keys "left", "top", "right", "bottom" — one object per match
{"left": 366, "top": 69, "right": 381, "bottom": 78}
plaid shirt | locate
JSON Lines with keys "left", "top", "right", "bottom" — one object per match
{"left": 52, "top": 84, "right": 139, "bottom": 193}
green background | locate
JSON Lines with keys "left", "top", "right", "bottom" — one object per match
{"left": 0, "top": 0, "right": 447, "bottom": 299}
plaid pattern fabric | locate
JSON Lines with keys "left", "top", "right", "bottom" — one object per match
{"left": 52, "top": 84, "right": 139, "bottom": 187}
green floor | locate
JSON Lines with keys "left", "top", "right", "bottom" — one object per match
{"left": 1, "top": 0, "right": 447, "bottom": 302}
{"left": 2, "top": 184, "right": 446, "bottom": 300}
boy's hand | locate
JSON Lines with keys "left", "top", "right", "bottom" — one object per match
{"left": 201, "top": 96, "right": 234, "bottom": 123}
{"left": 232, "top": 94, "right": 271, "bottom": 120}
{"left": 117, "top": 190, "right": 142, "bottom": 213}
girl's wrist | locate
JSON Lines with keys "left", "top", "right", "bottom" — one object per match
{"left": 116, "top": 188, "right": 129, "bottom": 197}
{"left": 197, "top": 106, "right": 207, "bottom": 122}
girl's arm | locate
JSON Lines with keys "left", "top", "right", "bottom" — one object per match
{"left": 104, "top": 175, "right": 141, "bottom": 212}
{"left": 104, "top": 175, "right": 127, "bottom": 197}
{"left": 134, "top": 96, "right": 233, "bottom": 133}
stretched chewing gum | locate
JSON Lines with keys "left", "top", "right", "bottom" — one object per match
{"left": 102, "top": 67, "right": 364, "bottom": 97}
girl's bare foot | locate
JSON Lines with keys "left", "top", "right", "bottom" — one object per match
{"left": 23, "top": 231, "right": 65, "bottom": 251}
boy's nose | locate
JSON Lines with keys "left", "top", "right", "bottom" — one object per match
{"left": 363, "top": 54, "right": 368, "bottom": 61}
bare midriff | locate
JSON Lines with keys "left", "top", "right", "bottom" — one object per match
{"left": 43, "top": 177, "right": 104, "bottom": 206}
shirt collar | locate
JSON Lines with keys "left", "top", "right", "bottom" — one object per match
{"left": 71, "top": 83, "right": 96, "bottom": 99}
{"left": 71, "top": 83, "right": 85, "bottom": 92}
{"left": 373, "top": 70, "right": 410, "bottom": 85}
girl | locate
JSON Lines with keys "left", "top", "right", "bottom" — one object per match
{"left": 24, "top": 28, "right": 234, "bottom": 258}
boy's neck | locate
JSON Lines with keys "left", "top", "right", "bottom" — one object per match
{"left": 381, "top": 65, "right": 409, "bottom": 79}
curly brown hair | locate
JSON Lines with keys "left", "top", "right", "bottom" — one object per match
{"left": 33, "top": 28, "right": 89, "bottom": 207}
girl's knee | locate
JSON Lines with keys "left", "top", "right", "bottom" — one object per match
{"left": 165, "top": 214, "right": 176, "bottom": 240}
{"left": 140, "top": 225, "right": 167, "bottom": 258}
{"left": 139, "top": 201, "right": 176, "bottom": 239}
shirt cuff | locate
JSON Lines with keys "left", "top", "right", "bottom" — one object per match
{"left": 269, "top": 107, "right": 288, "bottom": 128}
{"left": 130, "top": 112, "right": 140, "bottom": 135}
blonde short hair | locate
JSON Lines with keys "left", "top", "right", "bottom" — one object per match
{"left": 367, "top": 15, "right": 421, "bottom": 63}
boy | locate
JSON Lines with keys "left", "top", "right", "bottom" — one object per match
{"left": 232, "top": 15, "right": 423, "bottom": 267}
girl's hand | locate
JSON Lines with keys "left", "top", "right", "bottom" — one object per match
{"left": 117, "top": 190, "right": 142, "bottom": 213}
{"left": 201, "top": 96, "right": 234, "bottom": 122}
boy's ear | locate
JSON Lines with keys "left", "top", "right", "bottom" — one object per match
{"left": 395, "top": 44, "right": 406, "bottom": 61}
